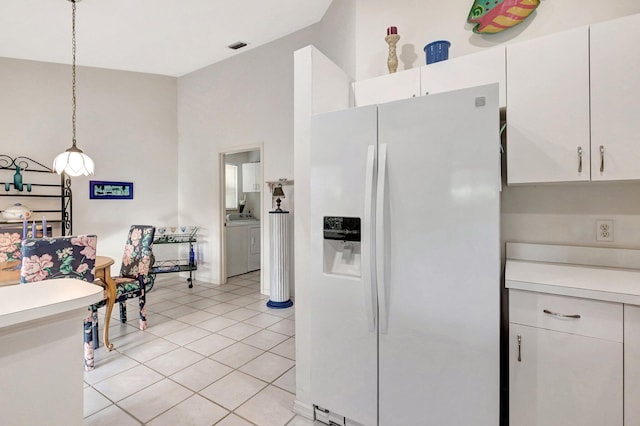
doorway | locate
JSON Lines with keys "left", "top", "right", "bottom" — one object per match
{"left": 220, "top": 147, "right": 262, "bottom": 284}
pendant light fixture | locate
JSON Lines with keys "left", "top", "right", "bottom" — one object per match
{"left": 53, "top": 0, "right": 95, "bottom": 176}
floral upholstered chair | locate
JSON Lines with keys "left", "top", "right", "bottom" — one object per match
{"left": 20, "top": 235, "right": 100, "bottom": 370}
{"left": 0, "top": 231, "right": 22, "bottom": 262}
{"left": 20, "top": 235, "right": 96, "bottom": 283}
{"left": 91, "top": 225, "right": 155, "bottom": 332}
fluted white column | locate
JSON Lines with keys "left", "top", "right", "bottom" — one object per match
{"left": 267, "top": 211, "right": 293, "bottom": 308}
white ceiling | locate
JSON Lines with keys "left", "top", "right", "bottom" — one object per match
{"left": 0, "top": 0, "right": 333, "bottom": 77}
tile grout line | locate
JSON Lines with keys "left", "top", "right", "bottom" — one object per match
{"left": 85, "top": 272, "right": 299, "bottom": 425}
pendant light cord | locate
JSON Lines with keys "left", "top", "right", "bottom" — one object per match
{"left": 54, "top": 0, "right": 94, "bottom": 176}
{"left": 71, "top": 0, "right": 77, "bottom": 147}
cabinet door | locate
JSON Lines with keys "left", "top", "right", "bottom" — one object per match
{"left": 253, "top": 162, "right": 261, "bottom": 192}
{"left": 353, "top": 68, "right": 420, "bottom": 107}
{"left": 421, "top": 47, "right": 506, "bottom": 107}
{"left": 242, "top": 163, "right": 254, "bottom": 192}
{"left": 248, "top": 225, "right": 260, "bottom": 271}
{"left": 625, "top": 305, "right": 640, "bottom": 425}
{"left": 242, "top": 163, "right": 261, "bottom": 192}
{"left": 248, "top": 226, "right": 260, "bottom": 255}
{"left": 226, "top": 225, "right": 248, "bottom": 277}
{"left": 509, "top": 324, "right": 622, "bottom": 426}
{"left": 506, "top": 26, "right": 590, "bottom": 184}
{"left": 590, "top": 13, "right": 640, "bottom": 181}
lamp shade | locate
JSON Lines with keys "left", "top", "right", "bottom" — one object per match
{"left": 272, "top": 185, "right": 285, "bottom": 197}
{"left": 53, "top": 146, "right": 95, "bottom": 176}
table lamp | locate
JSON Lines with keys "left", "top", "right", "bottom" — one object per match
{"left": 272, "top": 184, "right": 285, "bottom": 212}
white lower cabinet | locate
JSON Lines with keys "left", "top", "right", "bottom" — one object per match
{"left": 226, "top": 225, "right": 248, "bottom": 277}
{"left": 248, "top": 224, "right": 260, "bottom": 272}
{"left": 625, "top": 305, "right": 640, "bottom": 425}
{"left": 226, "top": 222, "right": 261, "bottom": 277}
{"left": 509, "top": 290, "right": 623, "bottom": 426}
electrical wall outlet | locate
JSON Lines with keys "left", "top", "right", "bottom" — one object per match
{"left": 596, "top": 219, "right": 614, "bottom": 242}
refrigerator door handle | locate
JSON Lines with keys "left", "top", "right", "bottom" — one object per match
{"left": 376, "top": 143, "right": 389, "bottom": 334}
{"left": 363, "top": 144, "right": 378, "bottom": 332}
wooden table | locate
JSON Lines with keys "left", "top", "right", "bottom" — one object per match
{"left": 95, "top": 256, "right": 116, "bottom": 351}
{"left": 0, "top": 260, "right": 20, "bottom": 287}
{"left": 0, "top": 256, "right": 117, "bottom": 351}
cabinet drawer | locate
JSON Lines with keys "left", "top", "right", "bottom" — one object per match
{"left": 509, "top": 289, "right": 622, "bottom": 342}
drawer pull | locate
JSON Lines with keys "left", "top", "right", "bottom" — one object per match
{"left": 543, "top": 309, "right": 581, "bottom": 319}
{"left": 517, "top": 334, "right": 522, "bottom": 362}
{"left": 577, "top": 146, "right": 582, "bottom": 173}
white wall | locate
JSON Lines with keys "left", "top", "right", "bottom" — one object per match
{"left": 502, "top": 181, "right": 640, "bottom": 248}
{"left": 355, "top": 0, "right": 640, "bottom": 80}
{"left": 177, "top": 25, "right": 321, "bottom": 286}
{"left": 0, "top": 58, "right": 178, "bottom": 262}
{"left": 315, "top": 0, "right": 357, "bottom": 80}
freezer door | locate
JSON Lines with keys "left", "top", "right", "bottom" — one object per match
{"left": 377, "top": 85, "right": 501, "bottom": 425}
{"left": 310, "top": 106, "right": 378, "bottom": 426}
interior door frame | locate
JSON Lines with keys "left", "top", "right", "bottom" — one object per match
{"left": 218, "top": 143, "right": 264, "bottom": 284}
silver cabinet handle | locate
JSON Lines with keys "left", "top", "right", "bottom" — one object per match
{"left": 577, "top": 146, "right": 583, "bottom": 173}
{"left": 543, "top": 309, "right": 581, "bottom": 319}
{"left": 517, "top": 334, "right": 522, "bottom": 362}
{"left": 600, "top": 145, "right": 605, "bottom": 173}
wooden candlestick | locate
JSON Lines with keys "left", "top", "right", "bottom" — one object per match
{"left": 385, "top": 33, "right": 400, "bottom": 73}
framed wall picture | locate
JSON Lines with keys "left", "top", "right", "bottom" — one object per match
{"left": 89, "top": 181, "right": 133, "bottom": 200}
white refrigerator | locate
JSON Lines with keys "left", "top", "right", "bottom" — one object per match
{"left": 309, "top": 84, "right": 501, "bottom": 426}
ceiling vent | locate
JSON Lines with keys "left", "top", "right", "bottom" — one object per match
{"left": 228, "top": 41, "right": 248, "bottom": 50}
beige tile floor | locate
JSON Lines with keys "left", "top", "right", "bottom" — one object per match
{"left": 83, "top": 271, "right": 318, "bottom": 426}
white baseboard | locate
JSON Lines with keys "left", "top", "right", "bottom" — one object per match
{"left": 293, "top": 399, "right": 315, "bottom": 420}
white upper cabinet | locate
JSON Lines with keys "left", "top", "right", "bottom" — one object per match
{"left": 353, "top": 48, "right": 507, "bottom": 108}
{"left": 353, "top": 68, "right": 420, "bottom": 107}
{"left": 242, "top": 162, "right": 261, "bottom": 193}
{"left": 421, "top": 46, "right": 506, "bottom": 108}
{"left": 590, "top": 13, "right": 640, "bottom": 181}
{"left": 506, "top": 26, "right": 591, "bottom": 184}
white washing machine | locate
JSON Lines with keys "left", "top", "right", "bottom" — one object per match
{"left": 226, "top": 213, "right": 260, "bottom": 277}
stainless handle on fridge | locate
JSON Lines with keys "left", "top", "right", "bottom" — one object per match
{"left": 543, "top": 309, "right": 581, "bottom": 319}
{"left": 577, "top": 147, "right": 582, "bottom": 173}
{"left": 376, "top": 144, "right": 389, "bottom": 335}
{"left": 600, "top": 145, "right": 605, "bottom": 173}
{"left": 363, "top": 145, "right": 377, "bottom": 332}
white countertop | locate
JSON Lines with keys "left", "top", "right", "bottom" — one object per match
{"left": 506, "top": 260, "right": 640, "bottom": 305}
{"left": 505, "top": 243, "right": 640, "bottom": 305}
{"left": 0, "top": 278, "right": 104, "bottom": 328}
